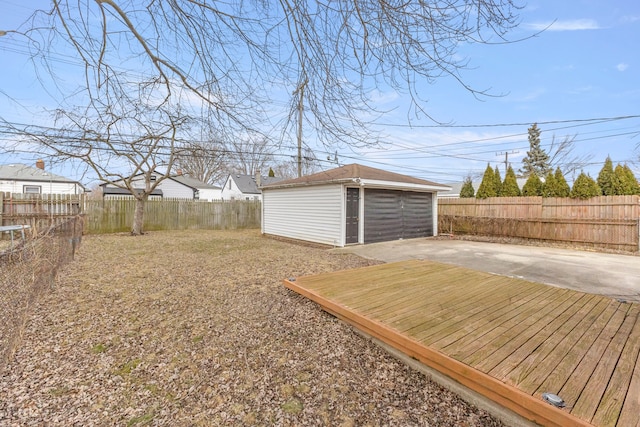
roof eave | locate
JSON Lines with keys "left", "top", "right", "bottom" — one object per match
{"left": 261, "top": 177, "right": 358, "bottom": 190}
{"left": 263, "top": 178, "right": 451, "bottom": 192}
{"left": 359, "top": 179, "right": 452, "bottom": 192}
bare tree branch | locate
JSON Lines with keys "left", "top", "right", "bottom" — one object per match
{"left": 1, "top": 0, "right": 524, "bottom": 233}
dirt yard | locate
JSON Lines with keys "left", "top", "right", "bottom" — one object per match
{"left": 0, "top": 230, "right": 504, "bottom": 426}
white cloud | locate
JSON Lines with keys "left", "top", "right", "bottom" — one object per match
{"left": 525, "top": 19, "right": 600, "bottom": 31}
{"left": 369, "top": 89, "right": 400, "bottom": 105}
{"left": 512, "top": 88, "right": 546, "bottom": 102}
{"left": 621, "top": 15, "right": 640, "bottom": 23}
{"left": 566, "top": 85, "right": 593, "bottom": 95}
{"left": 616, "top": 63, "right": 629, "bottom": 72}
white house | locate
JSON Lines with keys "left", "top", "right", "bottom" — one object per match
{"left": 171, "top": 174, "right": 222, "bottom": 201}
{"left": 101, "top": 171, "right": 221, "bottom": 200}
{"left": 0, "top": 161, "right": 85, "bottom": 195}
{"left": 261, "top": 163, "right": 451, "bottom": 247}
{"left": 220, "top": 172, "right": 284, "bottom": 201}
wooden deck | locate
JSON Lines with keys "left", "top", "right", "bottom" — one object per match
{"left": 284, "top": 260, "right": 640, "bottom": 427}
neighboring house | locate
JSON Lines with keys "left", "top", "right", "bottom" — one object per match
{"left": 101, "top": 171, "right": 221, "bottom": 200}
{"left": 171, "top": 174, "right": 222, "bottom": 201}
{"left": 0, "top": 161, "right": 85, "bottom": 195}
{"left": 439, "top": 179, "right": 528, "bottom": 198}
{"left": 261, "top": 163, "right": 451, "bottom": 247}
{"left": 220, "top": 172, "right": 284, "bottom": 201}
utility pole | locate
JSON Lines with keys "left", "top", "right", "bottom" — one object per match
{"left": 293, "top": 78, "right": 308, "bottom": 178}
{"left": 497, "top": 150, "right": 519, "bottom": 175}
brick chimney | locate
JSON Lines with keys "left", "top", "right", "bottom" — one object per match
{"left": 35, "top": 159, "right": 45, "bottom": 170}
{"left": 255, "top": 170, "right": 261, "bottom": 187}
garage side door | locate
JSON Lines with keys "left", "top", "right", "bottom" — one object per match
{"left": 364, "top": 189, "right": 433, "bottom": 243}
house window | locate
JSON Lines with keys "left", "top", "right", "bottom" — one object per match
{"left": 23, "top": 185, "right": 41, "bottom": 194}
{"left": 150, "top": 175, "right": 157, "bottom": 181}
{"left": 228, "top": 180, "right": 232, "bottom": 189}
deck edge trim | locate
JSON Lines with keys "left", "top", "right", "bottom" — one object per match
{"left": 284, "top": 278, "right": 593, "bottom": 427}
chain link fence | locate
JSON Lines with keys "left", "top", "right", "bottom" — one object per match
{"left": 0, "top": 216, "right": 83, "bottom": 366}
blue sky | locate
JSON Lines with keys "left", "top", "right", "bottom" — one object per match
{"left": 1, "top": 1, "right": 639, "bottom": 186}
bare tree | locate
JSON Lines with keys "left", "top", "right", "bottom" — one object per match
{"left": 547, "top": 134, "right": 594, "bottom": 180}
{"left": 174, "top": 139, "right": 229, "bottom": 185}
{"left": 174, "top": 116, "right": 230, "bottom": 186}
{"left": 227, "top": 136, "right": 276, "bottom": 176}
{"left": 1, "top": 0, "right": 523, "bottom": 233}
{"left": 273, "top": 146, "right": 323, "bottom": 179}
{"left": 4, "top": 78, "right": 187, "bottom": 234}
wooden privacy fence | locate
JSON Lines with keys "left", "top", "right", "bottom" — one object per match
{"left": 438, "top": 195, "right": 640, "bottom": 252}
{"left": 83, "top": 198, "right": 261, "bottom": 234}
{"left": 0, "top": 192, "right": 81, "bottom": 235}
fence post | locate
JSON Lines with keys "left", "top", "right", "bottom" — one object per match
{"left": 0, "top": 192, "right": 3, "bottom": 227}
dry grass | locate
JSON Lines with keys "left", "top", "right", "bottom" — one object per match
{"left": 0, "top": 230, "right": 503, "bottom": 426}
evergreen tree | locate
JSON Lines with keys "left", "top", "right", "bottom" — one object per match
{"left": 494, "top": 166, "right": 503, "bottom": 196}
{"left": 623, "top": 165, "right": 640, "bottom": 195}
{"left": 459, "top": 176, "right": 475, "bottom": 198}
{"left": 611, "top": 164, "right": 624, "bottom": 195}
{"left": 501, "top": 165, "right": 521, "bottom": 196}
{"left": 597, "top": 156, "right": 615, "bottom": 196}
{"left": 520, "top": 123, "right": 551, "bottom": 178}
{"left": 554, "top": 167, "right": 570, "bottom": 197}
{"left": 521, "top": 173, "right": 543, "bottom": 196}
{"left": 268, "top": 167, "right": 275, "bottom": 177}
{"left": 570, "top": 172, "right": 601, "bottom": 199}
{"left": 476, "top": 164, "right": 498, "bottom": 198}
{"left": 541, "top": 171, "right": 557, "bottom": 197}
{"left": 606, "top": 164, "right": 640, "bottom": 196}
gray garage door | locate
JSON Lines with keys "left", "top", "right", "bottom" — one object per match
{"left": 363, "top": 189, "right": 433, "bottom": 243}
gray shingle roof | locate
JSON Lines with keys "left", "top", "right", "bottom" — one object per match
{"left": 0, "top": 163, "right": 81, "bottom": 184}
{"left": 261, "top": 163, "right": 449, "bottom": 189}
{"left": 171, "top": 174, "right": 221, "bottom": 190}
{"left": 232, "top": 174, "right": 285, "bottom": 194}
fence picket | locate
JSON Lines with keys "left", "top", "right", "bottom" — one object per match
{"left": 1, "top": 193, "right": 261, "bottom": 235}
{"left": 82, "top": 198, "right": 261, "bottom": 234}
{"left": 439, "top": 195, "right": 640, "bottom": 252}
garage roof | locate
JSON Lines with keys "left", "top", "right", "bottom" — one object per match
{"left": 261, "top": 163, "right": 451, "bottom": 191}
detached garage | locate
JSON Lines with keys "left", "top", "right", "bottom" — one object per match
{"left": 261, "top": 163, "right": 450, "bottom": 247}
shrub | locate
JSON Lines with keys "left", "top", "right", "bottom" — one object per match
{"left": 460, "top": 176, "right": 475, "bottom": 198}
{"left": 476, "top": 164, "right": 498, "bottom": 199}
{"left": 541, "top": 171, "right": 557, "bottom": 197}
{"left": 554, "top": 168, "right": 570, "bottom": 197}
{"left": 501, "top": 166, "right": 521, "bottom": 197}
{"left": 521, "top": 173, "right": 542, "bottom": 196}
{"left": 494, "top": 166, "right": 503, "bottom": 196}
{"left": 570, "top": 172, "right": 601, "bottom": 199}
{"left": 597, "top": 156, "right": 615, "bottom": 195}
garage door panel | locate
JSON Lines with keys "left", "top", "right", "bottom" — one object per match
{"left": 402, "top": 192, "right": 433, "bottom": 239}
{"left": 364, "top": 189, "right": 433, "bottom": 243}
{"left": 364, "top": 189, "right": 402, "bottom": 243}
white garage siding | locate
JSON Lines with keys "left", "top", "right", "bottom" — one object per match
{"left": 262, "top": 184, "right": 344, "bottom": 246}
{"left": 0, "top": 179, "right": 84, "bottom": 195}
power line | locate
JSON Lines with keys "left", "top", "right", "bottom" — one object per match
{"left": 375, "top": 114, "right": 640, "bottom": 129}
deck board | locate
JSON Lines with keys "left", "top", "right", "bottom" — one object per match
{"left": 541, "top": 302, "right": 629, "bottom": 403}
{"left": 284, "top": 259, "right": 640, "bottom": 427}
{"left": 511, "top": 297, "right": 613, "bottom": 394}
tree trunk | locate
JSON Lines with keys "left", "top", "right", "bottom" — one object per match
{"left": 131, "top": 196, "right": 147, "bottom": 235}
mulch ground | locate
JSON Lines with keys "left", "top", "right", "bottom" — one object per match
{"left": 0, "top": 230, "right": 504, "bottom": 426}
